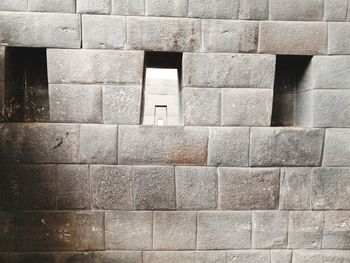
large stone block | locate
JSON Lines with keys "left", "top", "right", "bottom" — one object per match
{"left": 112, "top": 0, "right": 144, "bottom": 15}
{"left": 250, "top": 128, "right": 324, "bottom": 167}
{"left": 259, "top": 22, "right": 327, "bottom": 55}
{"left": 77, "top": 0, "right": 111, "bottom": 14}
{"left": 202, "top": 20, "right": 258, "bottom": 53}
{"left": 0, "top": 0, "right": 27, "bottom": 11}
{"left": 329, "top": 23, "right": 350, "bottom": 54}
{"left": 0, "top": 211, "right": 15, "bottom": 251}
{"left": 293, "top": 250, "right": 350, "bottom": 263}
{"left": 0, "top": 12, "right": 80, "bottom": 48}
{"left": 188, "top": 0, "right": 239, "bottom": 19}
{"left": 143, "top": 251, "right": 227, "bottom": 263}
{"left": 197, "top": 211, "right": 251, "bottom": 249}
{"left": 118, "top": 126, "right": 208, "bottom": 165}
{"left": 227, "top": 251, "right": 271, "bottom": 263}
{"left": 146, "top": 0, "right": 187, "bottom": 17}
{"left": 94, "top": 251, "right": 142, "bottom": 263}
{"left": 239, "top": 0, "right": 269, "bottom": 20}
{"left": 323, "top": 211, "right": 350, "bottom": 249}
{"left": 218, "top": 168, "right": 280, "bottom": 210}
{"left": 105, "top": 211, "right": 152, "bottom": 250}
{"left": 323, "top": 129, "right": 350, "bottom": 166}
{"left": 28, "top": 0, "right": 75, "bottom": 13}
{"left": 325, "top": 0, "right": 348, "bottom": 21}
{"left": 183, "top": 53, "right": 276, "bottom": 88}
{"left": 127, "top": 17, "right": 201, "bottom": 52}
{"left": 47, "top": 49, "right": 144, "bottom": 84}
{"left": 271, "top": 250, "right": 292, "bottom": 263}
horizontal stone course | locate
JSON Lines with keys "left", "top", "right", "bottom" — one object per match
{"left": 143, "top": 251, "right": 226, "bottom": 263}
{"left": 293, "top": 250, "right": 350, "bottom": 263}
{"left": 93, "top": 251, "right": 142, "bottom": 263}
{"left": 28, "top": 0, "right": 76, "bottom": 13}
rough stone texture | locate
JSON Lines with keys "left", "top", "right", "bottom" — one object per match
{"left": 329, "top": 23, "right": 350, "bottom": 55}
{"left": 94, "top": 251, "right": 142, "bottom": 263}
{"left": 146, "top": 0, "right": 188, "bottom": 17}
{"left": 222, "top": 88, "right": 273, "bottom": 126}
{"left": 202, "top": 20, "right": 258, "bottom": 53}
{"left": 325, "top": 0, "right": 348, "bottom": 21}
{"left": 103, "top": 85, "right": 142, "bottom": 124}
{"left": 293, "top": 250, "right": 350, "bottom": 263}
{"left": 197, "top": 211, "right": 251, "bottom": 249}
{"left": 47, "top": 49, "right": 144, "bottom": 84}
{"left": 288, "top": 211, "right": 324, "bottom": 249}
{"left": 227, "top": 251, "right": 271, "bottom": 263}
{"left": 133, "top": 166, "right": 176, "bottom": 210}
{"left": 118, "top": 126, "right": 208, "bottom": 165}
{"left": 280, "top": 168, "right": 311, "bottom": 210}
{"left": 239, "top": 0, "right": 269, "bottom": 20}
{"left": 0, "top": 0, "right": 27, "bottom": 11}
{"left": 175, "top": 166, "right": 217, "bottom": 210}
{"left": 143, "top": 251, "right": 227, "bottom": 263}
{"left": 323, "top": 211, "right": 350, "bottom": 249}
{"left": 0, "top": 211, "right": 15, "bottom": 251}
{"left": 259, "top": 22, "right": 328, "bottom": 55}
{"left": 49, "top": 84, "right": 103, "bottom": 123}
{"left": 183, "top": 53, "right": 276, "bottom": 88}
{"left": 28, "top": 0, "right": 76, "bottom": 13}
{"left": 253, "top": 211, "right": 288, "bottom": 248}
{"left": 77, "top": 0, "right": 111, "bottom": 14}
{"left": 218, "top": 168, "right": 280, "bottom": 210}
{"left": 188, "top": 0, "right": 239, "bottom": 19}
{"left": 79, "top": 124, "right": 118, "bottom": 164}
{"left": 208, "top": 127, "right": 249, "bottom": 166}
{"left": 250, "top": 127, "right": 325, "bottom": 167}
{"left": 271, "top": 250, "right": 293, "bottom": 263}
{"left": 323, "top": 129, "right": 350, "bottom": 166}
{"left": 82, "top": 15, "right": 125, "bottom": 49}
{"left": 127, "top": 17, "right": 201, "bottom": 52}
{"left": 112, "top": 0, "right": 144, "bottom": 15}
{"left": 105, "top": 211, "right": 152, "bottom": 250}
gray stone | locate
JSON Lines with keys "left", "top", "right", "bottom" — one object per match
{"left": 271, "top": 250, "right": 292, "bottom": 263}
{"left": 79, "top": 124, "right": 118, "bottom": 164}
{"left": 28, "top": 0, "right": 75, "bottom": 13}
{"left": 153, "top": 212, "right": 196, "bottom": 250}
{"left": 8, "top": 253, "right": 56, "bottom": 263}
{"left": 252, "top": 211, "right": 288, "bottom": 249}
{"left": 146, "top": 0, "right": 188, "bottom": 17}
{"left": 208, "top": 127, "right": 249, "bottom": 166}
{"left": 0, "top": 0, "right": 27, "bottom": 11}
{"left": 0, "top": 46, "right": 4, "bottom": 82}
{"left": 280, "top": 168, "right": 311, "bottom": 210}
{"left": 77, "top": 0, "right": 111, "bottom": 14}
{"left": 188, "top": 0, "right": 239, "bottom": 19}
{"left": 239, "top": 0, "right": 269, "bottom": 20}
{"left": 323, "top": 129, "right": 350, "bottom": 166}
{"left": 227, "top": 251, "right": 271, "bottom": 263}
{"left": 250, "top": 127, "right": 325, "bottom": 167}
{"left": 103, "top": 85, "right": 142, "bottom": 124}
{"left": 105, "top": 211, "right": 152, "bottom": 250}
{"left": 197, "top": 211, "right": 251, "bottom": 249}
{"left": 222, "top": 88, "right": 273, "bottom": 126}
{"left": 182, "top": 88, "right": 221, "bottom": 126}
{"left": 55, "top": 252, "right": 93, "bottom": 263}
{"left": 49, "top": 84, "right": 102, "bottom": 123}
{"left": 202, "top": 20, "right": 258, "bottom": 53}
{"left": 218, "top": 168, "right": 280, "bottom": 210}
{"left": 112, "top": 0, "right": 144, "bottom": 15}
{"left": 293, "top": 250, "right": 350, "bottom": 263}
{"left": 82, "top": 15, "right": 125, "bottom": 49}
{"left": 127, "top": 17, "right": 201, "bottom": 52}
{"left": 90, "top": 165, "right": 133, "bottom": 210}
{"left": 325, "top": 0, "right": 348, "bottom": 21}
{"left": 323, "top": 211, "right": 350, "bottom": 249}
{"left": 143, "top": 251, "right": 227, "bottom": 263}
{"left": 0, "top": 211, "right": 15, "bottom": 251}
{"left": 47, "top": 49, "right": 144, "bottom": 84}
{"left": 329, "top": 23, "right": 350, "bottom": 54}
{"left": 133, "top": 166, "right": 176, "bottom": 210}
{"left": 118, "top": 126, "right": 208, "bottom": 165}
{"left": 94, "top": 251, "right": 142, "bottom": 263}
{"left": 288, "top": 211, "right": 324, "bottom": 249}
{"left": 0, "top": 12, "right": 80, "bottom": 48}
{"left": 175, "top": 166, "right": 217, "bottom": 210}
{"left": 259, "top": 22, "right": 328, "bottom": 55}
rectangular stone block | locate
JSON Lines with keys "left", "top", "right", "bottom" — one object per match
{"left": 239, "top": 0, "right": 269, "bottom": 20}
{"left": 8, "top": 253, "right": 56, "bottom": 263}
{"left": 0, "top": 0, "right": 27, "bottom": 11}
{"left": 227, "top": 251, "right": 271, "bottom": 263}
{"left": 28, "top": 0, "right": 76, "bottom": 13}
{"left": 323, "top": 211, "right": 350, "bottom": 249}
{"left": 112, "top": 0, "right": 144, "bottom": 15}
{"left": 197, "top": 211, "right": 251, "bottom": 249}
{"left": 127, "top": 17, "right": 201, "bottom": 52}
{"left": 55, "top": 252, "right": 93, "bottom": 262}
{"left": 0, "top": 12, "right": 80, "bottom": 48}
{"left": 250, "top": 127, "right": 324, "bottom": 167}
{"left": 77, "top": 0, "right": 111, "bottom": 14}
{"left": 90, "top": 165, "right": 133, "bottom": 209}
{"left": 188, "top": 0, "right": 239, "bottom": 19}
{"left": 222, "top": 88, "right": 273, "bottom": 126}
{"left": 94, "top": 251, "right": 142, "bottom": 263}
{"left": 0, "top": 211, "right": 15, "bottom": 251}
{"left": 325, "top": 0, "right": 348, "bottom": 21}
{"left": 271, "top": 250, "right": 292, "bottom": 263}
{"left": 118, "top": 126, "right": 208, "bottom": 165}
{"left": 218, "top": 168, "right": 280, "bottom": 210}
{"left": 79, "top": 124, "right": 118, "bottom": 164}
{"left": 323, "top": 129, "right": 350, "bottom": 166}
{"left": 202, "top": 20, "right": 258, "bottom": 53}
{"left": 175, "top": 166, "right": 217, "bottom": 210}
{"left": 208, "top": 127, "right": 249, "bottom": 166}
{"left": 183, "top": 53, "right": 276, "bottom": 88}
{"left": 259, "top": 22, "right": 327, "bottom": 55}
{"left": 143, "top": 251, "right": 226, "bottom": 263}
{"left": 329, "top": 23, "right": 350, "bottom": 54}
{"left": 105, "top": 211, "right": 152, "bottom": 250}
{"left": 47, "top": 49, "right": 144, "bottom": 84}
{"left": 293, "top": 250, "right": 350, "bottom": 263}
{"left": 146, "top": 0, "right": 187, "bottom": 17}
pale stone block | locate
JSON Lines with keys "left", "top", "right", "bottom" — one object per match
{"left": 94, "top": 251, "right": 142, "bottom": 263}
{"left": 293, "top": 250, "right": 350, "bottom": 263}
{"left": 188, "top": 0, "right": 239, "bottom": 19}
{"left": 112, "top": 0, "right": 144, "bottom": 15}
{"left": 239, "top": 0, "right": 269, "bottom": 20}
{"left": 323, "top": 129, "right": 350, "bottom": 166}
{"left": 271, "top": 250, "right": 292, "bottom": 263}
{"left": 329, "top": 23, "right": 350, "bottom": 54}
{"left": 325, "top": 0, "right": 348, "bottom": 21}
{"left": 77, "top": 0, "right": 111, "bottom": 14}
{"left": 227, "top": 251, "right": 271, "bottom": 263}
{"left": 146, "top": 0, "right": 188, "bottom": 17}
{"left": 323, "top": 211, "right": 350, "bottom": 249}
{"left": 0, "top": 0, "right": 27, "bottom": 11}
{"left": 28, "top": 0, "right": 75, "bottom": 13}
{"left": 143, "top": 251, "right": 227, "bottom": 263}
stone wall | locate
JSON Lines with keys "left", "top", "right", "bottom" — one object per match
{"left": 1, "top": 0, "right": 350, "bottom": 262}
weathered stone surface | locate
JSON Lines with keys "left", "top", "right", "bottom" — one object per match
{"left": 197, "top": 212, "right": 251, "bottom": 249}
{"left": 288, "top": 211, "right": 324, "bottom": 249}
{"left": 146, "top": 0, "right": 187, "bottom": 17}
{"left": 325, "top": 0, "right": 348, "bottom": 21}
{"left": 259, "top": 22, "right": 327, "bottom": 55}
{"left": 227, "top": 251, "right": 271, "bottom": 263}
{"left": 271, "top": 250, "right": 292, "bottom": 263}
{"left": 0, "top": 0, "right": 27, "bottom": 11}
{"left": 0, "top": 12, "right": 80, "bottom": 48}
{"left": 105, "top": 211, "right": 152, "bottom": 250}
{"left": 0, "top": 211, "right": 15, "bottom": 251}
{"left": 175, "top": 166, "right": 217, "bottom": 210}
{"left": 222, "top": 88, "right": 273, "bottom": 126}
{"left": 182, "top": 88, "right": 221, "bottom": 126}
{"left": 280, "top": 168, "right": 311, "bottom": 210}
{"left": 56, "top": 252, "right": 93, "bottom": 263}
{"left": 90, "top": 165, "right": 133, "bottom": 210}
{"left": 153, "top": 212, "right": 196, "bottom": 250}
{"left": 253, "top": 211, "right": 288, "bottom": 249}
{"left": 323, "top": 129, "right": 350, "bottom": 166}
{"left": 77, "top": 0, "right": 111, "bottom": 14}
{"left": 103, "top": 85, "right": 142, "bottom": 124}
{"left": 293, "top": 250, "right": 350, "bottom": 263}
{"left": 250, "top": 128, "right": 324, "bottom": 167}
{"left": 118, "top": 126, "right": 208, "bottom": 165}
{"left": 82, "top": 15, "right": 125, "bottom": 49}
{"left": 76, "top": 211, "right": 104, "bottom": 251}
{"left": 219, "top": 168, "right": 280, "bottom": 210}
{"left": 208, "top": 127, "right": 249, "bottom": 166}
{"left": 188, "top": 0, "right": 239, "bottom": 19}
{"left": 49, "top": 84, "right": 102, "bottom": 123}
{"left": 183, "top": 53, "right": 276, "bottom": 88}
{"left": 8, "top": 253, "right": 56, "bottom": 263}
{"left": 94, "top": 251, "right": 142, "bottom": 263}
{"left": 112, "top": 0, "right": 144, "bottom": 15}
{"left": 28, "top": 0, "right": 75, "bottom": 13}
{"left": 133, "top": 166, "right": 176, "bottom": 210}
{"left": 47, "top": 49, "right": 144, "bottom": 84}
{"left": 143, "top": 251, "right": 226, "bottom": 263}
{"left": 79, "top": 124, "right": 118, "bottom": 164}
{"left": 239, "top": 0, "right": 269, "bottom": 20}
{"left": 329, "top": 23, "right": 350, "bottom": 54}
{"left": 127, "top": 17, "right": 201, "bottom": 52}
{"left": 202, "top": 20, "right": 258, "bottom": 53}
{"left": 323, "top": 211, "right": 350, "bottom": 249}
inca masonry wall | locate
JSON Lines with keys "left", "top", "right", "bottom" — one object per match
{"left": 1, "top": 0, "right": 350, "bottom": 262}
